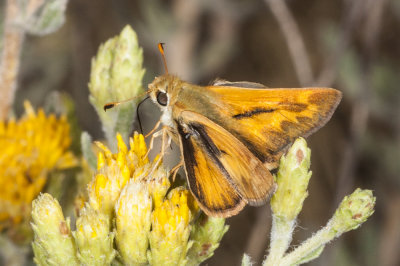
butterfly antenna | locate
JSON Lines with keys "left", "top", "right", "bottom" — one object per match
{"left": 103, "top": 91, "right": 148, "bottom": 111}
{"left": 104, "top": 43, "right": 168, "bottom": 111}
{"left": 136, "top": 96, "right": 150, "bottom": 134}
{"left": 158, "top": 43, "right": 169, "bottom": 74}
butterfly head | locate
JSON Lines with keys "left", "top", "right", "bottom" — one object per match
{"left": 148, "top": 74, "right": 184, "bottom": 128}
{"left": 148, "top": 74, "right": 183, "bottom": 109}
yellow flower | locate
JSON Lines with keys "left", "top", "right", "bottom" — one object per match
{"left": 87, "top": 133, "right": 150, "bottom": 219}
{"left": 148, "top": 188, "right": 192, "bottom": 265}
{"left": 32, "top": 132, "right": 228, "bottom": 265}
{"left": 0, "top": 101, "right": 76, "bottom": 229}
{"left": 153, "top": 188, "right": 191, "bottom": 232}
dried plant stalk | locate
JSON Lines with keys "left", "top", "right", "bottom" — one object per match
{"left": 0, "top": 0, "right": 25, "bottom": 119}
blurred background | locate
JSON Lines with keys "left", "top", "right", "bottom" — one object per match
{"left": 1, "top": 0, "right": 400, "bottom": 265}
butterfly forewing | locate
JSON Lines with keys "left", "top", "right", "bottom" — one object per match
{"left": 203, "top": 86, "right": 342, "bottom": 169}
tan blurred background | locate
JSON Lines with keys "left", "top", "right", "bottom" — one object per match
{"left": 5, "top": 0, "right": 400, "bottom": 265}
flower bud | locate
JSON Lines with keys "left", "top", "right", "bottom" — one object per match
{"left": 187, "top": 214, "right": 229, "bottom": 265}
{"left": 88, "top": 26, "right": 145, "bottom": 146}
{"left": 73, "top": 206, "right": 116, "bottom": 265}
{"left": 31, "top": 193, "right": 79, "bottom": 265}
{"left": 271, "top": 137, "right": 312, "bottom": 221}
{"left": 329, "top": 188, "right": 375, "bottom": 236}
{"left": 115, "top": 179, "right": 152, "bottom": 265}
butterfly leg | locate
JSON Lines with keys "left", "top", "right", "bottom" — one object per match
{"left": 145, "top": 127, "right": 164, "bottom": 158}
{"left": 148, "top": 126, "right": 171, "bottom": 174}
{"left": 169, "top": 160, "right": 184, "bottom": 182}
{"left": 145, "top": 120, "right": 161, "bottom": 138}
{"left": 158, "top": 126, "right": 172, "bottom": 161}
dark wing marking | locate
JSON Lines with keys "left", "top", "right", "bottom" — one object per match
{"left": 177, "top": 111, "right": 275, "bottom": 210}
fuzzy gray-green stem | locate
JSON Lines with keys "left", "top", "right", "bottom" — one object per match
{"left": 0, "top": 0, "right": 68, "bottom": 120}
{"left": 279, "top": 223, "right": 332, "bottom": 265}
{"left": 263, "top": 217, "right": 295, "bottom": 266}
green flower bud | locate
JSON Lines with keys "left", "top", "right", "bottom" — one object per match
{"left": 186, "top": 214, "right": 229, "bottom": 265}
{"left": 115, "top": 179, "right": 152, "bottom": 265}
{"left": 73, "top": 206, "right": 116, "bottom": 265}
{"left": 329, "top": 188, "right": 375, "bottom": 235}
{"left": 31, "top": 193, "right": 79, "bottom": 265}
{"left": 88, "top": 25, "right": 145, "bottom": 147}
{"left": 271, "top": 137, "right": 312, "bottom": 221}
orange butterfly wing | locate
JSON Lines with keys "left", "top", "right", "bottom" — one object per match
{"left": 176, "top": 110, "right": 275, "bottom": 217}
{"left": 203, "top": 85, "right": 342, "bottom": 169}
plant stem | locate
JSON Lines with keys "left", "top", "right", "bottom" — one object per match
{"left": 0, "top": 0, "right": 25, "bottom": 119}
{"left": 280, "top": 223, "right": 333, "bottom": 265}
{"left": 263, "top": 217, "right": 295, "bottom": 266}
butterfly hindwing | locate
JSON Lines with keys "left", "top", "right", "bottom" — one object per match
{"left": 177, "top": 122, "right": 245, "bottom": 217}
{"left": 176, "top": 111, "right": 275, "bottom": 217}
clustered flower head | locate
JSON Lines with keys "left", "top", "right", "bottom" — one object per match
{"left": 31, "top": 133, "right": 229, "bottom": 265}
{"left": 0, "top": 101, "right": 76, "bottom": 232}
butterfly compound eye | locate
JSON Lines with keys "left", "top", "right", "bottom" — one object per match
{"left": 156, "top": 91, "right": 168, "bottom": 106}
